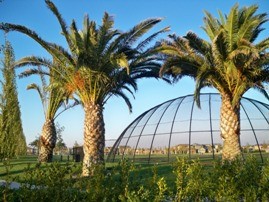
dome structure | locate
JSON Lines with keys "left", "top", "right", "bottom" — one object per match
{"left": 107, "top": 93, "right": 269, "bottom": 163}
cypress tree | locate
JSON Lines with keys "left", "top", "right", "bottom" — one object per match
{"left": 0, "top": 39, "right": 26, "bottom": 160}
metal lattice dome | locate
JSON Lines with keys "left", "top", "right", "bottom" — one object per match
{"left": 107, "top": 93, "right": 269, "bottom": 163}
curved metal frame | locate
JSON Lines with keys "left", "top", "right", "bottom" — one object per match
{"left": 107, "top": 93, "right": 269, "bottom": 163}
{"left": 148, "top": 99, "right": 176, "bottom": 163}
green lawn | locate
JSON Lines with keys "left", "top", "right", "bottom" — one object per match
{"left": 0, "top": 155, "right": 76, "bottom": 180}
{"left": 1, "top": 152, "right": 268, "bottom": 181}
{"left": 0, "top": 155, "right": 37, "bottom": 179}
{"left": 0, "top": 155, "right": 172, "bottom": 179}
{"left": 110, "top": 152, "right": 269, "bottom": 164}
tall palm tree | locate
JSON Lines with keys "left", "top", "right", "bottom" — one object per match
{"left": 159, "top": 4, "right": 269, "bottom": 160}
{"left": 22, "top": 66, "right": 78, "bottom": 162}
{"left": 1, "top": 0, "right": 169, "bottom": 175}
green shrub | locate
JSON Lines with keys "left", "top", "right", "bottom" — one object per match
{"left": 1, "top": 156, "right": 269, "bottom": 201}
{"left": 259, "top": 159, "right": 269, "bottom": 201}
{"left": 173, "top": 158, "right": 213, "bottom": 201}
{"left": 210, "top": 156, "right": 266, "bottom": 201}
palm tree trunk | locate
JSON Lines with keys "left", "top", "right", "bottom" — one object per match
{"left": 220, "top": 94, "right": 241, "bottom": 160}
{"left": 82, "top": 102, "right": 105, "bottom": 176}
{"left": 38, "top": 119, "right": 57, "bottom": 162}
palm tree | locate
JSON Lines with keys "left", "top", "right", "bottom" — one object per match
{"left": 22, "top": 66, "right": 78, "bottom": 162}
{"left": 159, "top": 4, "right": 269, "bottom": 161}
{"left": 1, "top": 0, "right": 169, "bottom": 175}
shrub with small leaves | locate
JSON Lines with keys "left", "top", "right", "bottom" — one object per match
{"left": 2, "top": 155, "right": 269, "bottom": 201}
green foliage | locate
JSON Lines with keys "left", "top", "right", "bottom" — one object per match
{"left": 0, "top": 40, "right": 26, "bottom": 160}
{"left": 1, "top": 0, "right": 168, "bottom": 109}
{"left": 55, "top": 122, "right": 67, "bottom": 154}
{"left": 25, "top": 66, "right": 79, "bottom": 121}
{"left": 160, "top": 4, "right": 269, "bottom": 106}
{"left": 210, "top": 156, "right": 268, "bottom": 201}
{"left": 1, "top": 156, "right": 269, "bottom": 201}
{"left": 29, "top": 137, "right": 40, "bottom": 149}
{"left": 173, "top": 158, "right": 212, "bottom": 201}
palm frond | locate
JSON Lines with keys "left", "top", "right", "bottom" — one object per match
{"left": 47, "top": 43, "right": 75, "bottom": 66}
{"left": 110, "top": 89, "right": 133, "bottom": 113}
{"left": 194, "top": 64, "right": 216, "bottom": 108}
{"left": 130, "top": 61, "right": 161, "bottom": 80}
{"left": 19, "top": 68, "right": 50, "bottom": 79}
{"left": 82, "top": 14, "right": 90, "bottom": 52}
{"left": 202, "top": 10, "right": 220, "bottom": 41}
{"left": 155, "top": 43, "right": 183, "bottom": 56}
{"left": 212, "top": 29, "right": 227, "bottom": 66}
{"left": 26, "top": 83, "right": 47, "bottom": 116}
{"left": 255, "top": 37, "right": 269, "bottom": 51}
{"left": 111, "top": 53, "right": 129, "bottom": 73}
{"left": 121, "top": 18, "right": 163, "bottom": 46}
{"left": 38, "top": 66, "right": 48, "bottom": 90}
{"left": 45, "top": 0, "right": 74, "bottom": 51}
{"left": 218, "top": 10, "right": 226, "bottom": 25}
{"left": 47, "top": 92, "right": 65, "bottom": 119}
{"left": 136, "top": 26, "right": 170, "bottom": 51}
{"left": 254, "top": 69, "right": 269, "bottom": 83}
{"left": 185, "top": 32, "right": 211, "bottom": 56}
{"left": 252, "top": 84, "right": 269, "bottom": 101}
{"left": 250, "top": 14, "right": 268, "bottom": 42}
{"left": 15, "top": 56, "right": 53, "bottom": 69}
{"left": 116, "top": 85, "right": 135, "bottom": 100}
{"left": 232, "top": 82, "right": 249, "bottom": 106}
{"left": 160, "top": 56, "right": 199, "bottom": 83}
{"left": 225, "top": 4, "right": 239, "bottom": 51}
{"left": 97, "top": 13, "right": 117, "bottom": 54}
{"left": 70, "top": 19, "right": 84, "bottom": 51}
{"left": 120, "top": 75, "right": 138, "bottom": 93}
{"left": 54, "top": 97, "right": 80, "bottom": 120}
{"left": 0, "top": 23, "right": 75, "bottom": 67}
{"left": 0, "top": 23, "right": 53, "bottom": 54}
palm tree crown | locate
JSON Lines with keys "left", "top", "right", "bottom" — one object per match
{"left": 22, "top": 66, "right": 79, "bottom": 121}
{"left": 159, "top": 4, "right": 269, "bottom": 160}
{"left": 1, "top": 0, "right": 168, "bottom": 110}
{"left": 160, "top": 4, "right": 269, "bottom": 106}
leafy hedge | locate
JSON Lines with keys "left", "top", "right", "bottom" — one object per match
{"left": 1, "top": 156, "right": 269, "bottom": 201}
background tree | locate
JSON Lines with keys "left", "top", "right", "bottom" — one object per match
{"left": 54, "top": 122, "right": 67, "bottom": 155}
{"left": 0, "top": 39, "right": 26, "bottom": 160}
{"left": 23, "top": 66, "right": 79, "bottom": 162}
{"left": 29, "top": 136, "right": 40, "bottom": 149}
{"left": 73, "top": 141, "right": 80, "bottom": 148}
{"left": 159, "top": 4, "right": 269, "bottom": 160}
{"left": 0, "top": 0, "right": 169, "bottom": 175}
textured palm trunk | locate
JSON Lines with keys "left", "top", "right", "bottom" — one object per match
{"left": 82, "top": 102, "right": 105, "bottom": 176}
{"left": 38, "top": 119, "right": 57, "bottom": 162}
{"left": 220, "top": 94, "right": 241, "bottom": 160}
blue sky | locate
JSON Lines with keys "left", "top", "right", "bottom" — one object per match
{"left": 0, "top": 0, "right": 269, "bottom": 147}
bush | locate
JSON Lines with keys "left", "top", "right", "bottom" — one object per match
{"left": 1, "top": 156, "right": 269, "bottom": 201}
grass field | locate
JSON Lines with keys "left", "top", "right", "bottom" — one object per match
{"left": 109, "top": 152, "right": 269, "bottom": 164}
{"left": 0, "top": 155, "right": 74, "bottom": 180}
{"left": 0, "top": 154, "right": 216, "bottom": 181}
{"left": 0, "top": 155, "right": 37, "bottom": 179}
{"left": 0, "top": 155, "right": 174, "bottom": 182}
{"left": 1, "top": 152, "right": 268, "bottom": 181}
